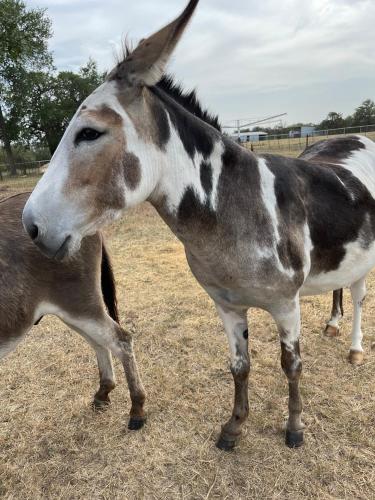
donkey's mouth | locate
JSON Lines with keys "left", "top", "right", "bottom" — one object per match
{"left": 53, "top": 235, "right": 72, "bottom": 261}
{"left": 34, "top": 234, "right": 72, "bottom": 261}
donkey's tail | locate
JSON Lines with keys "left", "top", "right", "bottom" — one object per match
{"left": 101, "top": 240, "right": 120, "bottom": 323}
{"left": 339, "top": 288, "right": 344, "bottom": 317}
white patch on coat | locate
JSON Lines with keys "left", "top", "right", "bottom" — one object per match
{"left": 340, "top": 135, "right": 375, "bottom": 199}
{"left": 142, "top": 115, "right": 224, "bottom": 214}
{"left": 327, "top": 312, "right": 341, "bottom": 329}
{"left": 257, "top": 158, "right": 295, "bottom": 278}
{"left": 302, "top": 223, "right": 313, "bottom": 279}
{"left": 302, "top": 237, "right": 375, "bottom": 296}
{"left": 215, "top": 305, "right": 248, "bottom": 372}
{"left": 270, "top": 298, "right": 301, "bottom": 351}
{"left": 209, "top": 140, "right": 225, "bottom": 211}
{"left": 349, "top": 278, "right": 366, "bottom": 352}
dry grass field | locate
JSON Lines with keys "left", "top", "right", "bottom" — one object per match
{"left": 0, "top": 202, "right": 375, "bottom": 499}
{"left": 0, "top": 175, "right": 42, "bottom": 201}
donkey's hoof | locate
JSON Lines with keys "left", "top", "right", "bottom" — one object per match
{"left": 128, "top": 417, "right": 146, "bottom": 431}
{"left": 348, "top": 350, "right": 364, "bottom": 366}
{"left": 216, "top": 436, "right": 237, "bottom": 451}
{"left": 92, "top": 397, "right": 111, "bottom": 411}
{"left": 285, "top": 429, "right": 304, "bottom": 448}
{"left": 324, "top": 325, "right": 340, "bottom": 337}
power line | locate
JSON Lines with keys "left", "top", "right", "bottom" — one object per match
{"left": 223, "top": 113, "right": 287, "bottom": 131}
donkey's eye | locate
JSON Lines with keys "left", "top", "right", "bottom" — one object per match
{"left": 75, "top": 128, "right": 103, "bottom": 144}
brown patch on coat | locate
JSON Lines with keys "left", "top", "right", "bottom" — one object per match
{"left": 81, "top": 105, "right": 123, "bottom": 128}
{"left": 64, "top": 104, "right": 126, "bottom": 218}
{"left": 123, "top": 152, "right": 141, "bottom": 190}
{"left": 116, "top": 87, "right": 170, "bottom": 150}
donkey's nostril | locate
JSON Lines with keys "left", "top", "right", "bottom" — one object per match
{"left": 28, "top": 223, "right": 39, "bottom": 241}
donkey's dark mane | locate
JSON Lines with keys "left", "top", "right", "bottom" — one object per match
{"left": 153, "top": 75, "right": 221, "bottom": 132}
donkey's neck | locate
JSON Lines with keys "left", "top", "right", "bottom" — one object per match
{"left": 147, "top": 87, "right": 258, "bottom": 245}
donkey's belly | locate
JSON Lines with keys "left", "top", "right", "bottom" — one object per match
{"left": 301, "top": 239, "right": 375, "bottom": 296}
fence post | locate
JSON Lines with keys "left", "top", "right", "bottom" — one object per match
{"left": 306, "top": 134, "right": 309, "bottom": 148}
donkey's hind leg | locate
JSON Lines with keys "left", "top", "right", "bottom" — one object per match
{"left": 324, "top": 289, "right": 343, "bottom": 337}
{"left": 64, "top": 313, "right": 146, "bottom": 430}
{"left": 215, "top": 304, "right": 250, "bottom": 451}
{"left": 348, "top": 277, "right": 366, "bottom": 366}
{"left": 64, "top": 325, "right": 116, "bottom": 409}
{"left": 271, "top": 298, "right": 304, "bottom": 448}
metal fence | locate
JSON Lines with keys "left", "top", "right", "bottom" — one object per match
{"left": 244, "top": 124, "right": 375, "bottom": 156}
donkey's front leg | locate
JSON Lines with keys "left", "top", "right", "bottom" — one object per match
{"left": 215, "top": 304, "right": 250, "bottom": 451}
{"left": 271, "top": 298, "right": 304, "bottom": 448}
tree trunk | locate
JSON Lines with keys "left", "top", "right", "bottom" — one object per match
{"left": 0, "top": 103, "right": 17, "bottom": 176}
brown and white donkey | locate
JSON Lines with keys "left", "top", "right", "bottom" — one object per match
{"left": 23, "top": 0, "right": 375, "bottom": 450}
{"left": 1, "top": 193, "right": 145, "bottom": 429}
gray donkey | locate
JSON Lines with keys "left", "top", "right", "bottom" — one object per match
{"left": 1, "top": 193, "right": 145, "bottom": 428}
{"left": 23, "top": 0, "right": 375, "bottom": 450}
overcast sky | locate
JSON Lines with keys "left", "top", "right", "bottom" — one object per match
{"left": 27, "top": 0, "right": 375, "bottom": 127}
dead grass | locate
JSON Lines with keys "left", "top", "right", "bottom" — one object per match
{"left": 1, "top": 203, "right": 375, "bottom": 499}
{"left": 0, "top": 175, "right": 41, "bottom": 201}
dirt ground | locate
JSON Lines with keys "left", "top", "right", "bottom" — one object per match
{"left": 0, "top": 203, "right": 375, "bottom": 499}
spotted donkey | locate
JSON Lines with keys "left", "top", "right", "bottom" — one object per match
{"left": 1, "top": 193, "right": 145, "bottom": 428}
{"left": 23, "top": 0, "right": 375, "bottom": 449}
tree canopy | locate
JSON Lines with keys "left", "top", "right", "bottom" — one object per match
{"left": 21, "top": 59, "right": 104, "bottom": 153}
{"left": 0, "top": 0, "right": 52, "bottom": 173}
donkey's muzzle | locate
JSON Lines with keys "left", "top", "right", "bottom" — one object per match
{"left": 23, "top": 210, "right": 71, "bottom": 261}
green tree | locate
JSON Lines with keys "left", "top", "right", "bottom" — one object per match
{"left": 318, "top": 112, "right": 345, "bottom": 130}
{"left": 0, "top": 0, "right": 52, "bottom": 174}
{"left": 351, "top": 99, "right": 375, "bottom": 127}
{"left": 22, "top": 59, "right": 104, "bottom": 154}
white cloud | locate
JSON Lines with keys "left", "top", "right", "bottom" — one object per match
{"left": 27, "top": 0, "right": 375, "bottom": 124}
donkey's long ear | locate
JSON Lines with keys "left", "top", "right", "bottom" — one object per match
{"left": 112, "top": 0, "right": 199, "bottom": 86}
